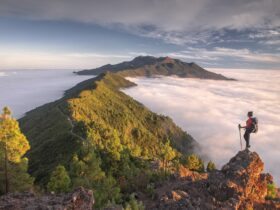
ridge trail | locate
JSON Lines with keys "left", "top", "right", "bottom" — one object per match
{"left": 58, "top": 106, "right": 87, "bottom": 142}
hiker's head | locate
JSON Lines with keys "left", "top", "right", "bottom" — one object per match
{"left": 247, "top": 111, "right": 253, "bottom": 117}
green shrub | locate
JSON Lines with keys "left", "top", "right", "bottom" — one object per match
{"left": 146, "top": 183, "right": 156, "bottom": 199}
{"left": 266, "top": 183, "right": 277, "bottom": 200}
{"left": 183, "top": 154, "right": 204, "bottom": 172}
{"left": 124, "top": 193, "right": 145, "bottom": 210}
{"left": 206, "top": 161, "right": 216, "bottom": 172}
{"left": 47, "top": 165, "right": 71, "bottom": 193}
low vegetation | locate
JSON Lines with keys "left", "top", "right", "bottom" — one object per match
{"left": 47, "top": 165, "right": 71, "bottom": 193}
{"left": 266, "top": 183, "right": 277, "bottom": 200}
{"left": 206, "top": 161, "right": 216, "bottom": 172}
{"left": 181, "top": 154, "right": 205, "bottom": 172}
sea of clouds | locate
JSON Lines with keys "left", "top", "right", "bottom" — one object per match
{"left": 123, "top": 69, "right": 280, "bottom": 184}
{"left": 0, "top": 68, "right": 279, "bottom": 184}
{"left": 0, "top": 70, "right": 92, "bottom": 119}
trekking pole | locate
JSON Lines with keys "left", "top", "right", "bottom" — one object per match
{"left": 238, "top": 124, "right": 242, "bottom": 150}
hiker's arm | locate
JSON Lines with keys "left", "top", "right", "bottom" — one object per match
{"left": 239, "top": 124, "right": 245, "bottom": 129}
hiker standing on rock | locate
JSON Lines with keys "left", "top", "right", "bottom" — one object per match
{"left": 239, "top": 111, "right": 258, "bottom": 149}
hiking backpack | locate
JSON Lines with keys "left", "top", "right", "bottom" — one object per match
{"left": 251, "top": 117, "right": 258, "bottom": 133}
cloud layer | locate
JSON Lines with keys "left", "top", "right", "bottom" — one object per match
{"left": 123, "top": 69, "right": 280, "bottom": 184}
{"left": 0, "top": 70, "right": 92, "bottom": 118}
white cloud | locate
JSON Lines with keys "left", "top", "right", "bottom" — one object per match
{"left": 166, "top": 47, "right": 280, "bottom": 63}
{"left": 261, "top": 40, "right": 280, "bottom": 45}
{"left": 249, "top": 29, "right": 280, "bottom": 39}
{"left": 123, "top": 69, "right": 280, "bottom": 184}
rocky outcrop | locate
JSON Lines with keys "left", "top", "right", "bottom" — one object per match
{"left": 0, "top": 187, "right": 94, "bottom": 210}
{"left": 147, "top": 150, "right": 280, "bottom": 210}
{"left": 177, "top": 165, "right": 208, "bottom": 181}
{"left": 1, "top": 151, "right": 279, "bottom": 210}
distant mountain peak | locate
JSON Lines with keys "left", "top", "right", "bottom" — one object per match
{"left": 77, "top": 56, "right": 234, "bottom": 80}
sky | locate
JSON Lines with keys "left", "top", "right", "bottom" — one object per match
{"left": 0, "top": 0, "right": 280, "bottom": 69}
{"left": 123, "top": 69, "right": 280, "bottom": 184}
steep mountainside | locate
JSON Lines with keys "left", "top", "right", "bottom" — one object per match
{"left": 77, "top": 56, "right": 232, "bottom": 80}
{"left": 19, "top": 73, "right": 197, "bottom": 186}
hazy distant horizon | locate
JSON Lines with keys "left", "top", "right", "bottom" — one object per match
{"left": 0, "top": 69, "right": 92, "bottom": 118}
{"left": 1, "top": 62, "right": 280, "bottom": 72}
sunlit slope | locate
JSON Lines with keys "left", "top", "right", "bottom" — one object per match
{"left": 19, "top": 73, "right": 197, "bottom": 184}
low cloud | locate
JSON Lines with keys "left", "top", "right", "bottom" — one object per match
{"left": 123, "top": 69, "right": 280, "bottom": 184}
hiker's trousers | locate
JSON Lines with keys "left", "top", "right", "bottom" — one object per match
{"left": 244, "top": 129, "right": 252, "bottom": 148}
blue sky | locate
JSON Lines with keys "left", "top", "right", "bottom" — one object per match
{"left": 0, "top": 0, "right": 280, "bottom": 69}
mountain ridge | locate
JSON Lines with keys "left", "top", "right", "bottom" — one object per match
{"left": 19, "top": 72, "right": 198, "bottom": 186}
{"left": 77, "top": 56, "right": 234, "bottom": 80}
{"left": 17, "top": 57, "right": 236, "bottom": 207}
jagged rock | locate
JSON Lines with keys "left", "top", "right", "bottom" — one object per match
{"left": 146, "top": 150, "right": 280, "bottom": 210}
{"left": 177, "top": 166, "right": 208, "bottom": 181}
{"left": 0, "top": 187, "right": 94, "bottom": 210}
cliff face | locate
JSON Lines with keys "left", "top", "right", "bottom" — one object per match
{"left": 146, "top": 150, "right": 279, "bottom": 210}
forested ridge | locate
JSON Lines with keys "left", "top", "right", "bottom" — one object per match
{"left": 18, "top": 72, "right": 198, "bottom": 208}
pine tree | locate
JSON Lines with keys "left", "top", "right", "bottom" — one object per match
{"left": 206, "top": 161, "right": 216, "bottom": 172}
{"left": 159, "top": 140, "right": 176, "bottom": 172}
{"left": 124, "top": 193, "right": 145, "bottom": 210}
{"left": 184, "top": 154, "right": 204, "bottom": 172}
{"left": 0, "top": 107, "right": 33, "bottom": 194}
{"left": 70, "top": 152, "right": 105, "bottom": 188}
{"left": 94, "top": 175, "right": 121, "bottom": 208}
{"left": 47, "top": 165, "right": 71, "bottom": 193}
{"left": 104, "top": 129, "right": 123, "bottom": 160}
